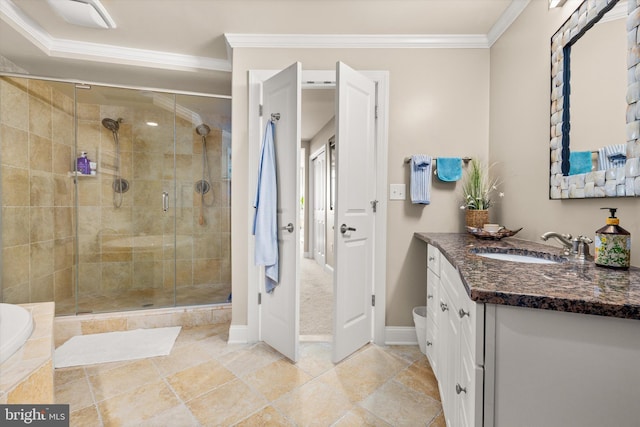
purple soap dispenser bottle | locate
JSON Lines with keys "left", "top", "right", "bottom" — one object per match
{"left": 77, "top": 152, "right": 89, "bottom": 175}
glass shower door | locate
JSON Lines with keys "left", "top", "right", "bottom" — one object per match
{"left": 174, "top": 94, "right": 231, "bottom": 306}
{"left": 74, "top": 85, "right": 177, "bottom": 313}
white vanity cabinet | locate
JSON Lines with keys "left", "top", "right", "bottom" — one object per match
{"left": 419, "top": 234, "right": 640, "bottom": 426}
{"left": 426, "top": 244, "right": 484, "bottom": 427}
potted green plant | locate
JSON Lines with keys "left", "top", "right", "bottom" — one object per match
{"left": 460, "top": 159, "right": 502, "bottom": 229}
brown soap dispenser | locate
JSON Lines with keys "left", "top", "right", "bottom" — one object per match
{"left": 594, "top": 207, "right": 631, "bottom": 270}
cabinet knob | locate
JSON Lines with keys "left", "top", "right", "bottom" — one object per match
{"left": 458, "top": 308, "right": 470, "bottom": 318}
{"left": 427, "top": 294, "right": 433, "bottom": 299}
{"left": 428, "top": 256, "right": 436, "bottom": 261}
{"left": 426, "top": 341, "right": 433, "bottom": 346}
{"left": 456, "top": 383, "right": 467, "bottom": 395}
{"left": 440, "top": 302, "right": 448, "bottom": 312}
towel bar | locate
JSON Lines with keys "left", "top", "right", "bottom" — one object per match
{"left": 404, "top": 156, "right": 472, "bottom": 165}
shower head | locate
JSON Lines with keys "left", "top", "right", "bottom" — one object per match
{"left": 196, "top": 124, "right": 211, "bottom": 138}
{"left": 102, "top": 118, "right": 121, "bottom": 133}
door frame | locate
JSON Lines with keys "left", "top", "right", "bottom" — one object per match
{"left": 247, "top": 69, "right": 389, "bottom": 346}
{"left": 309, "top": 146, "right": 326, "bottom": 269}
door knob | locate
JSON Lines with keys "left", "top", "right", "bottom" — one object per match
{"left": 340, "top": 224, "right": 356, "bottom": 234}
{"left": 282, "top": 223, "right": 294, "bottom": 233}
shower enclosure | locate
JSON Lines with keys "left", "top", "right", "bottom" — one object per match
{"left": 0, "top": 75, "right": 231, "bottom": 315}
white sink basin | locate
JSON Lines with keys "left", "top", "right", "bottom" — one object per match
{"left": 475, "top": 252, "right": 560, "bottom": 264}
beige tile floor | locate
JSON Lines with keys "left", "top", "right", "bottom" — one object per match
{"left": 55, "top": 322, "right": 444, "bottom": 426}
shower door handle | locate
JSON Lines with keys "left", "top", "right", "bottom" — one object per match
{"left": 162, "top": 192, "right": 169, "bottom": 212}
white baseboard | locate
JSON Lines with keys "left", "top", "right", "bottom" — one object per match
{"left": 229, "top": 324, "right": 418, "bottom": 347}
{"left": 384, "top": 326, "right": 418, "bottom": 346}
{"left": 228, "top": 324, "right": 249, "bottom": 344}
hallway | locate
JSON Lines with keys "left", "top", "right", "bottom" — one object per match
{"left": 300, "top": 257, "right": 333, "bottom": 337}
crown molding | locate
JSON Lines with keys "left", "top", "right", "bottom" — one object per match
{"left": 225, "top": 0, "right": 529, "bottom": 50}
{"left": 2, "top": 0, "right": 531, "bottom": 70}
{"left": 48, "top": 38, "right": 231, "bottom": 72}
{"left": 487, "top": 0, "right": 531, "bottom": 46}
{"left": 0, "top": 0, "right": 231, "bottom": 72}
{"left": 225, "top": 33, "right": 491, "bottom": 49}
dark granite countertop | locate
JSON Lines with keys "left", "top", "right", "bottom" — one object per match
{"left": 415, "top": 232, "right": 640, "bottom": 320}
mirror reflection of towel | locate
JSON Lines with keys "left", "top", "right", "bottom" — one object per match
{"left": 436, "top": 157, "right": 462, "bottom": 182}
{"left": 597, "top": 144, "right": 626, "bottom": 170}
{"left": 569, "top": 151, "right": 592, "bottom": 175}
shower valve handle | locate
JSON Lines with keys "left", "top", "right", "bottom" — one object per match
{"left": 162, "top": 192, "right": 169, "bottom": 212}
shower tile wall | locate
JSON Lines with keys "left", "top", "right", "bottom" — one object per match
{"left": 1, "top": 76, "right": 231, "bottom": 313}
{"left": 0, "top": 77, "right": 75, "bottom": 306}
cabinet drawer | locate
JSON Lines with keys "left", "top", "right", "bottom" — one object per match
{"left": 427, "top": 244, "right": 441, "bottom": 276}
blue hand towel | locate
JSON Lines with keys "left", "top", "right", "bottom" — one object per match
{"left": 410, "top": 155, "right": 432, "bottom": 204}
{"left": 569, "top": 151, "right": 592, "bottom": 175}
{"left": 436, "top": 157, "right": 462, "bottom": 182}
{"left": 253, "top": 121, "right": 279, "bottom": 293}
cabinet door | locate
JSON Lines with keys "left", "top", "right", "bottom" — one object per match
{"left": 458, "top": 338, "right": 483, "bottom": 427}
{"left": 425, "top": 321, "right": 438, "bottom": 375}
{"left": 439, "top": 281, "right": 459, "bottom": 427}
{"left": 426, "top": 269, "right": 439, "bottom": 322}
{"left": 426, "top": 268, "right": 440, "bottom": 375}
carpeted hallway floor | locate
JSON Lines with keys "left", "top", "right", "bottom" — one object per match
{"left": 300, "top": 256, "right": 333, "bottom": 336}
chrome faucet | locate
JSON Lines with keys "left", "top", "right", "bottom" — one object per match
{"left": 541, "top": 232, "right": 593, "bottom": 260}
{"left": 572, "top": 235, "right": 593, "bottom": 260}
{"left": 540, "top": 232, "right": 573, "bottom": 256}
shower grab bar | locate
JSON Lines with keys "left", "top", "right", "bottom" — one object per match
{"left": 162, "top": 192, "right": 169, "bottom": 212}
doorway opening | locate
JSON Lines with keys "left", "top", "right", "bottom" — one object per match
{"left": 246, "top": 65, "right": 389, "bottom": 363}
{"left": 300, "top": 86, "right": 335, "bottom": 341}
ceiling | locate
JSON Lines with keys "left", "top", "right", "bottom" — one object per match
{"left": 0, "top": 0, "right": 526, "bottom": 139}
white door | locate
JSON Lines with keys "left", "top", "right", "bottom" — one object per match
{"left": 260, "top": 62, "right": 301, "bottom": 362}
{"left": 312, "top": 151, "right": 326, "bottom": 266}
{"left": 332, "top": 62, "right": 376, "bottom": 363}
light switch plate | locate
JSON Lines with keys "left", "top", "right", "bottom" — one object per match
{"left": 390, "top": 184, "right": 406, "bottom": 200}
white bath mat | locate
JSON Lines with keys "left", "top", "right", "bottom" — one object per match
{"left": 54, "top": 326, "right": 181, "bottom": 368}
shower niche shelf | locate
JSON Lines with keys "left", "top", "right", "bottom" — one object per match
{"left": 68, "top": 171, "right": 97, "bottom": 178}
{"left": 68, "top": 148, "right": 98, "bottom": 178}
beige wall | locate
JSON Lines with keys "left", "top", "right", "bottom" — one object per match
{"left": 489, "top": 1, "right": 639, "bottom": 265}
{"left": 231, "top": 48, "right": 490, "bottom": 327}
